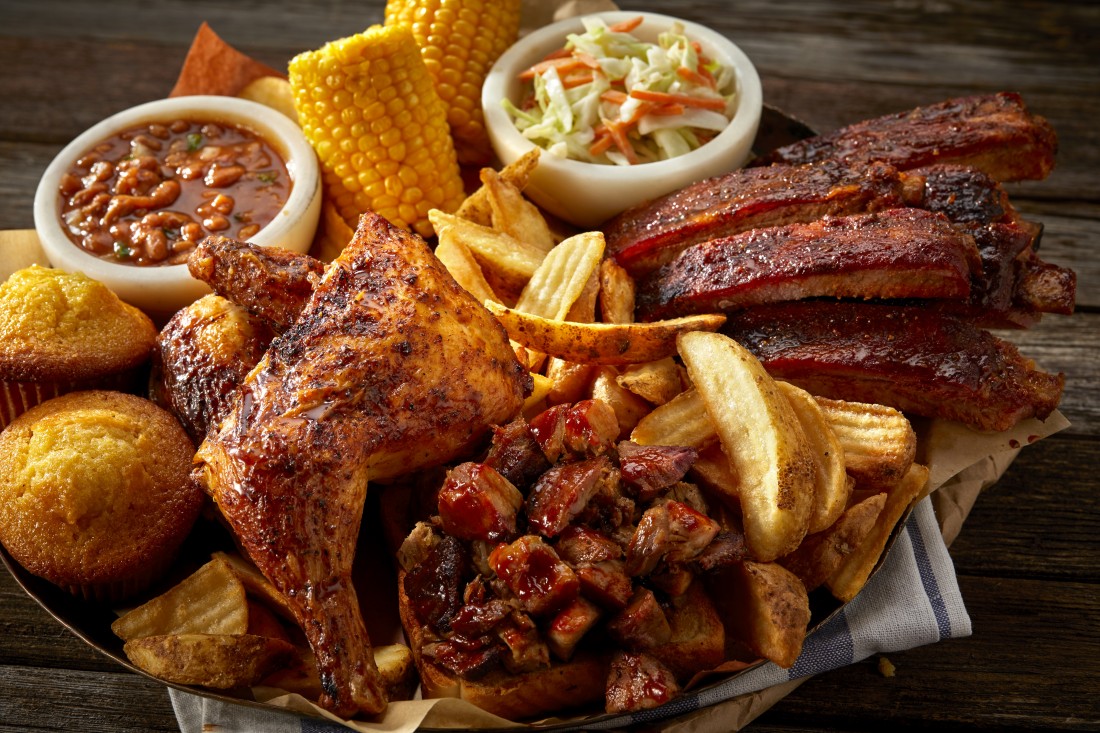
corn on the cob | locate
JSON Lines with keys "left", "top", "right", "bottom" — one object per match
{"left": 288, "top": 25, "right": 466, "bottom": 238}
{"left": 385, "top": 0, "right": 521, "bottom": 165}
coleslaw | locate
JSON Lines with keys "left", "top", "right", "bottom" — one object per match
{"left": 502, "top": 15, "right": 738, "bottom": 166}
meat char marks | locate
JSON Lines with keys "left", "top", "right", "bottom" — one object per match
{"left": 753, "top": 92, "right": 1058, "bottom": 182}
{"left": 636, "top": 208, "right": 980, "bottom": 321}
{"left": 602, "top": 159, "right": 918, "bottom": 276}
{"left": 724, "top": 301, "right": 1064, "bottom": 433}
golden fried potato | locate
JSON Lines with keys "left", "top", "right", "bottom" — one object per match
{"left": 597, "top": 258, "right": 635, "bottom": 325}
{"left": 112, "top": 557, "right": 249, "bottom": 642}
{"left": 434, "top": 227, "right": 500, "bottom": 305}
{"left": 630, "top": 388, "right": 715, "bottom": 450}
{"left": 708, "top": 560, "right": 810, "bottom": 668}
{"left": 617, "top": 357, "right": 684, "bottom": 406}
{"left": 485, "top": 301, "right": 725, "bottom": 366}
{"left": 678, "top": 332, "right": 816, "bottom": 562}
{"left": 261, "top": 644, "right": 418, "bottom": 703}
{"left": 813, "top": 396, "right": 916, "bottom": 492}
{"left": 428, "top": 209, "right": 545, "bottom": 298}
{"left": 779, "top": 492, "right": 887, "bottom": 591}
{"left": 777, "top": 381, "right": 852, "bottom": 534}
{"left": 590, "top": 367, "right": 651, "bottom": 438}
{"left": 456, "top": 149, "right": 541, "bottom": 226}
{"left": 482, "top": 168, "right": 556, "bottom": 253}
{"left": 827, "top": 463, "right": 930, "bottom": 602}
{"left": 212, "top": 551, "right": 295, "bottom": 622}
{"left": 513, "top": 231, "right": 605, "bottom": 320}
{"left": 123, "top": 633, "right": 296, "bottom": 689}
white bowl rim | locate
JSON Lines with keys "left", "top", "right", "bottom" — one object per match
{"left": 32, "top": 95, "right": 320, "bottom": 290}
{"left": 482, "top": 10, "right": 764, "bottom": 183}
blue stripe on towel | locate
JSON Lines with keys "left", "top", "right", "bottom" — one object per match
{"left": 906, "top": 511, "right": 952, "bottom": 640}
{"left": 787, "top": 606, "right": 854, "bottom": 680}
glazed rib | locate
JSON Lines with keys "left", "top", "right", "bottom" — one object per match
{"left": 602, "top": 160, "right": 918, "bottom": 276}
{"left": 636, "top": 209, "right": 979, "bottom": 321}
{"left": 723, "top": 301, "right": 1064, "bottom": 432}
{"left": 195, "top": 213, "right": 529, "bottom": 716}
{"left": 753, "top": 92, "right": 1057, "bottom": 182}
{"left": 189, "top": 235, "right": 325, "bottom": 331}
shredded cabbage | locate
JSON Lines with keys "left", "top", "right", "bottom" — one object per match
{"left": 505, "top": 17, "right": 737, "bottom": 165}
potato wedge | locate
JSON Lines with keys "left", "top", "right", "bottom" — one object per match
{"left": 598, "top": 257, "right": 636, "bottom": 324}
{"left": 262, "top": 644, "right": 418, "bottom": 703}
{"left": 428, "top": 209, "right": 545, "bottom": 296}
{"left": 688, "top": 442, "right": 741, "bottom": 512}
{"left": 590, "top": 367, "right": 652, "bottom": 438}
{"left": 617, "top": 357, "right": 684, "bottom": 406}
{"left": 678, "top": 331, "right": 816, "bottom": 562}
{"left": 482, "top": 168, "right": 556, "bottom": 253}
{"left": 524, "top": 372, "right": 553, "bottom": 414}
{"left": 124, "top": 633, "right": 296, "bottom": 689}
{"left": 434, "top": 227, "right": 500, "bottom": 305}
{"left": 630, "top": 387, "right": 715, "bottom": 449}
{"left": 777, "top": 381, "right": 852, "bottom": 534}
{"left": 707, "top": 560, "right": 810, "bottom": 668}
{"left": 212, "top": 551, "right": 295, "bottom": 622}
{"left": 112, "top": 557, "right": 249, "bottom": 641}
{"left": 456, "top": 149, "right": 541, "bottom": 225}
{"left": 827, "top": 462, "right": 930, "bottom": 602}
{"left": 514, "top": 231, "right": 604, "bottom": 320}
{"left": 486, "top": 301, "right": 725, "bottom": 366}
{"left": 779, "top": 492, "right": 887, "bottom": 591}
{"left": 545, "top": 359, "right": 598, "bottom": 404}
{"left": 813, "top": 395, "right": 916, "bottom": 492}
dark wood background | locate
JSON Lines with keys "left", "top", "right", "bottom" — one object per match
{"left": 1, "top": 1, "right": 1097, "bottom": 730}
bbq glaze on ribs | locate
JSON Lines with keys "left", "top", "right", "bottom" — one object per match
{"left": 635, "top": 208, "right": 980, "bottom": 321}
{"left": 194, "top": 212, "right": 529, "bottom": 716}
{"left": 396, "top": 400, "right": 730, "bottom": 718}
{"left": 723, "top": 301, "right": 1064, "bottom": 432}
{"left": 753, "top": 92, "right": 1058, "bottom": 182}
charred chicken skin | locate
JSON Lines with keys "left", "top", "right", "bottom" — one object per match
{"left": 194, "top": 212, "right": 530, "bottom": 716}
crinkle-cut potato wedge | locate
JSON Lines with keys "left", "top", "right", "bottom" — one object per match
{"left": 630, "top": 387, "right": 716, "bottom": 450}
{"left": 514, "top": 231, "right": 605, "bottom": 320}
{"left": 813, "top": 395, "right": 916, "bottom": 492}
{"left": 617, "top": 357, "right": 684, "bottom": 406}
{"left": 598, "top": 257, "right": 636, "bottom": 325}
{"left": 779, "top": 492, "right": 887, "bottom": 592}
{"left": 523, "top": 372, "right": 553, "bottom": 414}
{"left": 262, "top": 644, "right": 418, "bottom": 703}
{"left": 707, "top": 560, "right": 811, "bottom": 669}
{"left": 124, "top": 633, "right": 296, "bottom": 689}
{"left": 777, "top": 381, "right": 852, "bottom": 534}
{"left": 591, "top": 366, "right": 652, "bottom": 438}
{"left": 679, "top": 332, "right": 816, "bottom": 562}
{"left": 828, "top": 463, "right": 930, "bottom": 602}
{"left": 434, "top": 226, "right": 500, "bottom": 305}
{"left": 485, "top": 301, "right": 726, "bottom": 366}
{"left": 482, "top": 167, "right": 556, "bottom": 253}
{"left": 212, "top": 551, "right": 295, "bottom": 622}
{"left": 428, "top": 209, "right": 546, "bottom": 296}
{"left": 112, "top": 557, "right": 249, "bottom": 642}
{"left": 456, "top": 148, "right": 541, "bottom": 226}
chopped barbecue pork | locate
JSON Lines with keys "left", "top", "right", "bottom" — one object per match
{"left": 437, "top": 462, "right": 523, "bottom": 543}
{"left": 605, "top": 651, "right": 681, "bottom": 714}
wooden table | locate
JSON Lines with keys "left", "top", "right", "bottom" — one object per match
{"left": 1, "top": 1, "right": 1097, "bottom": 730}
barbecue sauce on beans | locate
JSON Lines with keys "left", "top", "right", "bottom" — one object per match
{"left": 57, "top": 119, "right": 291, "bottom": 266}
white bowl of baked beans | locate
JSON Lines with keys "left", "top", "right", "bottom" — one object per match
{"left": 33, "top": 95, "right": 321, "bottom": 319}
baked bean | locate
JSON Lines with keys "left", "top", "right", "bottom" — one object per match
{"left": 58, "top": 118, "right": 290, "bottom": 266}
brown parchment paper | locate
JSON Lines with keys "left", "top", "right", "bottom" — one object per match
{"left": 6, "top": 0, "right": 1072, "bottom": 727}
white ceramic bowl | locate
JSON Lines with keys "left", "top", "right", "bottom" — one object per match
{"left": 482, "top": 11, "right": 763, "bottom": 229}
{"left": 33, "top": 95, "right": 321, "bottom": 319}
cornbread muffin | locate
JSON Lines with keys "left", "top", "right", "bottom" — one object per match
{"left": 0, "top": 266, "right": 157, "bottom": 427}
{"left": 0, "top": 390, "right": 203, "bottom": 601}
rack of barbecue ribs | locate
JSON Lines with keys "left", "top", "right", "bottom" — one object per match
{"left": 193, "top": 212, "right": 530, "bottom": 716}
{"left": 605, "top": 93, "right": 1073, "bottom": 432}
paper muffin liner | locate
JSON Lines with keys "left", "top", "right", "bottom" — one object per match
{"left": 0, "top": 368, "right": 147, "bottom": 430}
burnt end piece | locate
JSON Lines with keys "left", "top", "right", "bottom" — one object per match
{"left": 526, "top": 455, "right": 614, "bottom": 538}
{"left": 483, "top": 417, "right": 552, "bottom": 488}
{"left": 617, "top": 441, "right": 699, "bottom": 502}
{"left": 605, "top": 651, "right": 681, "bottom": 714}
{"left": 489, "top": 535, "right": 580, "bottom": 617}
{"left": 403, "top": 534, "right": 470, "bottom": 634}
{"left": 437, "top": 462, "right": 523, "bottom": 543}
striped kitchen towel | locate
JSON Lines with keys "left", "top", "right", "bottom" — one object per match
{"left": 169, "top": 495, "right": 971, "bottom": 732}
